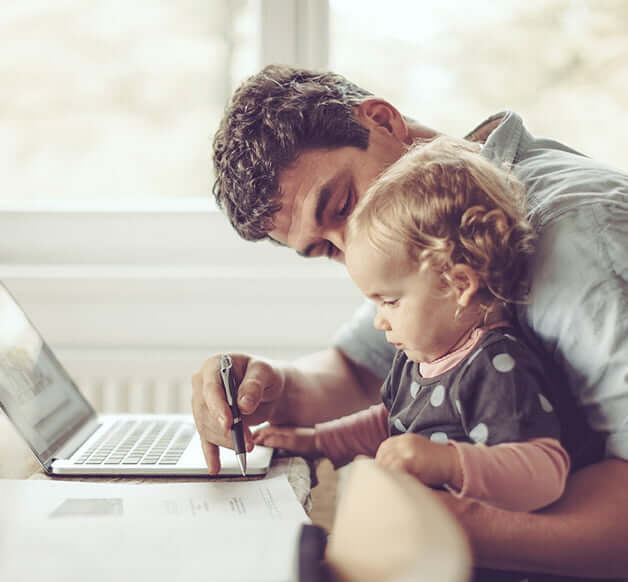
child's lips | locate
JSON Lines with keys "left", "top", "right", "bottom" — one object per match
{"left": 386, "top": 335, "right": 404, "bottom": 349}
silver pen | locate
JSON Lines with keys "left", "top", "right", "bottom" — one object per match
{"left": 219, "top": 355, "right": 247, "bottom": 476}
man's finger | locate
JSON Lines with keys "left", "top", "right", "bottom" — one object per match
{"left": 235, "top": 359, "right": 279, "bottom": 414}
{"left": 198, "top": 360, "right": 233, "bottom": 431}
{"left": 201, "top": 439, "right": 221, "bottom": 475}
{"left": 243, "top": 423, "right": 255, "bottom": 452}
{"left": 237, "top": 378, "right": 263, "bottom": 414}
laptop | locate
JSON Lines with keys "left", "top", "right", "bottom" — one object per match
{"left": 0, "top": 282, "right": 273, "bottom": 477}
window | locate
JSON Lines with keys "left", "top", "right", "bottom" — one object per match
{"left": 5, "top": 0, "right": 623, "bottom": 376}
{"left": 330, "top": 0, "right": 628, "bottom": 168}
{"left": 1, "top": 1, "right": 262, "bottom": 202}
{"left": 0, "top": 1, "right": 357, "bottom": 372}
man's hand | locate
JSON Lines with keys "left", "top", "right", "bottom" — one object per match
{"left": 191, "top": 353, "right": 285, "bottom": 474}
{"left": 253, "top": 425, "right": 323, "bottom": 458}
{"left": 375, "top": 433, "right": 462, "bottom": 489}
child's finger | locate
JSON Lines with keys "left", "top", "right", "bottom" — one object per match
{"left": 252, "top": 425, "right": 281, "bottom": 442}
{"left": 256, "top": 431, "right": 293, "bottom": 449}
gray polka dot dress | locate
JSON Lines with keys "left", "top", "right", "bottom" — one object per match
{"left": 381, "top": 328, "right": 562, "bottom": 447}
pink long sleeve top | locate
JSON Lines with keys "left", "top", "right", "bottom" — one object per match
{"left": 316, "top": 324, "right": 570, "bottom": 512}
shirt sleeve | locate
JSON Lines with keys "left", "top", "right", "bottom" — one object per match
{"left": 315, "top": 404, "right": 389, "bottom": 469}
{"left": 447, "top": 438, "right": 570, "bottom": 512}
{"left": 516, "top": 202, "right": 628, "bottom": 461}
{"left": 332, "top": 300, "right": 397, "bottom": 381}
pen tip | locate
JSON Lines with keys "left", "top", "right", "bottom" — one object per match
{"left": 237, "top": 454, "right": 247, "bottom": 477}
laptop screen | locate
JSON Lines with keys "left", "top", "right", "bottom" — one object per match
{"left": 0, "top": 283, "right": 95, "bottom": 462}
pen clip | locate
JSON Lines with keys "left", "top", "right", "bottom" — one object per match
{"left": 219, "top": 354, "right": 234, "bottom": 406}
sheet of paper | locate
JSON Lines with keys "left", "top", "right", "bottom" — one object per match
{"left": 0, "top": 476, "right": 309, "bottom": 582}
{"left": 0, "top": 516, "right": 304, "bottom": 582}
{"left": 0, "top": 474, "right": 309, "bottom": 522}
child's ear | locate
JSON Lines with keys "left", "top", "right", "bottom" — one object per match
{"left": 449, "top": 264, "right": 480, "bottom": 307}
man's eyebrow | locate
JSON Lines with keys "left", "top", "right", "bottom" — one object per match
{"left": 296, "top": 179, "right": 339, "bottom": 258}
{"left": 314, "top": 184, "right": 334, "bottom": 227}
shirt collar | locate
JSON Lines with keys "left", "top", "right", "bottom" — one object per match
{"left": 465, "top": 110, "right": 525, "bottom": 168}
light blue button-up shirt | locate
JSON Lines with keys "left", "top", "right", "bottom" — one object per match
{"left": 334, "top": 111, "right": 628, "bottom": 460}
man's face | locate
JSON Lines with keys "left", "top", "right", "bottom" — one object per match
{"left": 269, "top": 124, "right": 407, "bottom": 263}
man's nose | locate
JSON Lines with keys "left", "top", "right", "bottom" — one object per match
{"left": 325, "top": 227, "right": 346, "bottom": 253}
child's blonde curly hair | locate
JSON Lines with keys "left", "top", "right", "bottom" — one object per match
{"left": 347, "top": 135, "right": 536, "bottom": 313}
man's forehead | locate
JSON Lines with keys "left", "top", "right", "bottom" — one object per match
{"left": 269, "top": 161, "right": 312, "bottom": 243}
{"left": 271, "top": 149, "right": 348, "bottom": 243}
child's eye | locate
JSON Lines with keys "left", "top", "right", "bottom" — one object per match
{"left": 382, "top": 299, "right": 399, "bottom": 307}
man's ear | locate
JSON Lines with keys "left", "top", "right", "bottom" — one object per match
{"left": 449, "top": 264, "right": 480, "bottom": 307}
{"left": 355, "top": 98, "right": 410, "bottom": 143}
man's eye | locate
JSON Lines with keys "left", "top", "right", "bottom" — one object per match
{"left": 382, "top": 299, "right": 399, "bottom": 307}
{"left": 326, "top": 243, "right": 339, "bottom": 259}
{"left": 336, "top": 191, "right": 352, "bottom": 218}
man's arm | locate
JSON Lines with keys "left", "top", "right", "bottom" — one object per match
{"left": 272, "top": 347, "right": 382, "bottom": 426}
{"left": 439, "top": 458, "right": 628, "bottom": 578}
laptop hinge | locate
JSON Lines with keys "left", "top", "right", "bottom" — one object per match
{"left": 50, "top": 416, "right": 101, "bottom": 463}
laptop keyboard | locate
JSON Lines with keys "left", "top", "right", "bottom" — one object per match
{"left": 73, "top": 419, "right": 195, "bottom": 466}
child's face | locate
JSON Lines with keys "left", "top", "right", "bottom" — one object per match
{"left": 346, "top": 237, "right": 469, "bottom": 363}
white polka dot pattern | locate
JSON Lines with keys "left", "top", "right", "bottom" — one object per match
{"left": 430, "top": 432, "right": 448, "bottom": 444}
{"left": 393, "top": 418, "right": 407, "bottom": 432}
{"left": 492, "top": 353, "right": 515, "bottom": 373}
{"left": 430, "top": 384, "right": 445, "bottom": 407}
{"left": 410, "top": 381, "right": 420, "bottom": 399}
{"left": 538, "top": 394, "right": 554, "bottom": 412}
{"left": 470, "top": 422, "right": 489, "bottom": 443}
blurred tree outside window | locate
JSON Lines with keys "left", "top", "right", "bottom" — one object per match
{"left": 1, "top": 0, "right": 257, "bottom": 201}
{"left": 4, "top": 0, "right": 627, "bottom": 204}
{"left": 330, "top": 0, "right": 628, "bottom": 169}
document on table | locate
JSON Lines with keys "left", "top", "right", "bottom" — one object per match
{"left": 0, "top": 476, "right": 309, "bottom": 582}
{"left": 0, "top": 474, "right": 309, "bottom": 521}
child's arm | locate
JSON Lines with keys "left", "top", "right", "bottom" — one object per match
{"left": 253, "top": 403, "right": 389, "bottom": 467}
{"left": 315, "top": 403, "right": 389, "bottom": 467}
{"left": 375, "top": 433, "right": 569, "bottom": 511}
{"left": 447, "top": 437, "right": 569, "bottom": 511}
{"left": 377, "top": 333, "right": 572, "bottom": 511}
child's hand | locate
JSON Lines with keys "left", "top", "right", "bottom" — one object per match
{"left": 375, "top": 433, "right": 462, "bottom": 489}
{"left": 253, "top": 425, "right": 323, "bottom": 458}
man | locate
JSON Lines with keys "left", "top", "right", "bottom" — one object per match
{"left": 192, "top": 65, "right": 628, "bottom": 579}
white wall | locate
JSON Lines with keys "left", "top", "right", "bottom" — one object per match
{"left": 0, "top": 206, "right": 363, "bottom": 393}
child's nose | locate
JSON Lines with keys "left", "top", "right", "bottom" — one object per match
{"left": 373, "top": 310, "right": 391, "bottom": 331}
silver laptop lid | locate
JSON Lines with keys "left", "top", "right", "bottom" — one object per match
{"left": 0, "top": 282, "right": 98, "bottom": 471}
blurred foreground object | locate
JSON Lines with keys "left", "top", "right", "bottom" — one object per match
{"left": 327, "top": 458, "right": 471, "bottom": 582}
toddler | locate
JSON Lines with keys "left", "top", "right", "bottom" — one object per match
{"left": 255, "top": 136, "right": 570, "bottom": 512}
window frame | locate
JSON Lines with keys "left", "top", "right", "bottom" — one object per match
{"left": 0, "top": 1, "right": 356, "bottom": 357}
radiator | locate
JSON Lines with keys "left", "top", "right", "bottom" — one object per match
{"left": 77, "top": 376, "right": 193, "bottom": 414}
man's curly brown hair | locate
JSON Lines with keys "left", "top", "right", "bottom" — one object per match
{"left": 212, "top": 65, "right": 373, "bottom": 241}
